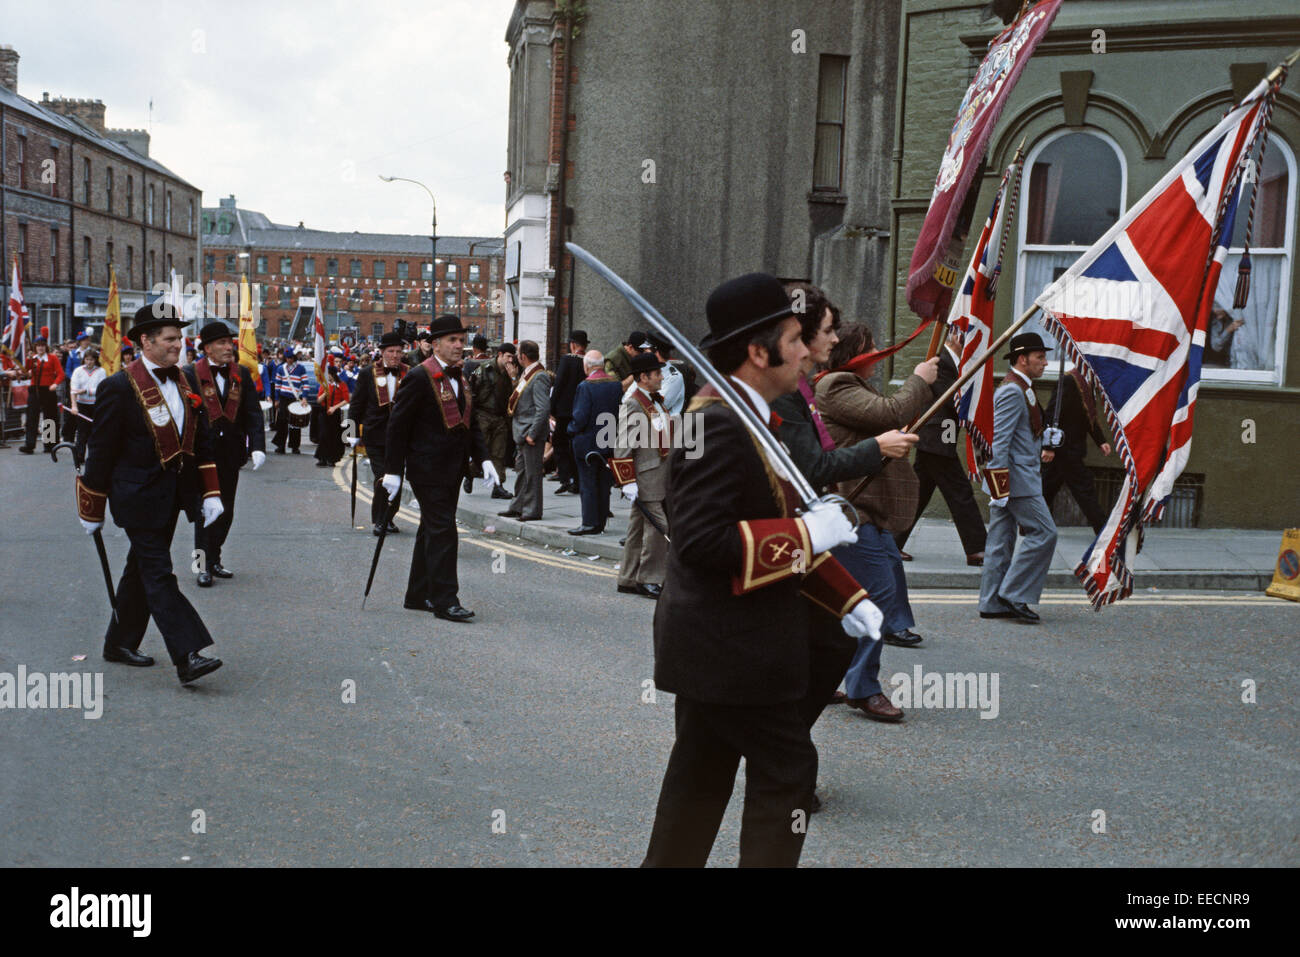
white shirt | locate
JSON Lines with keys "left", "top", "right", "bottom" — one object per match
{"left": 944, "top": 343, "right": 961, "bottom": 368}
{"left": 142, "top": 355, "right": 185, "bottom": 427}
{"left": 636, "top": 384, "right": 668, "bottom": 434}
{"left": 434, "top": 356, "right": 459, "bottom": 397}
{"left": 728, "top": 375, "right": 792, "bottom": 481}
{"left": 71, "top": 366, "right": 106, "bottom": 404}
{"left": 660, "top": 362, "right": 685, "bottom": 416}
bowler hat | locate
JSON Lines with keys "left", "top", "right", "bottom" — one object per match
{"left": 198, "top": 321, "right": 235, "bottom": 348}
{"left": 568, "top": 329, "right": 589, "bottom": 348}
{"left": 429, "top": 313, "right": 468, "bottom": 339}
{"left": 629, "top": 352, "right": 664, "bottom": 377}
{"left": 700, "top": 272, "right": 798, "bottom": 349}
{"left": 378, "top": 331, "right": 405, "bottom": 349}
{"left": 126, "top": 302, "right": 186, "bottom": 342}
{"left": 1003, "top": 331, "right": 1053, "bottom": 361}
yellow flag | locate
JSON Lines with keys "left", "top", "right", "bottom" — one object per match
{"left": 101, "top": 267, "right": 122, "bottom": 374}
{"left": 238, "top": 273, "right": 260, "bottom": 386}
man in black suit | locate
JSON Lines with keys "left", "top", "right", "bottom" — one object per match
{"left": 895, "top": 325, "right": 987, "bottom": 565}
{"left": 348, "top": 332, "right": 407, "bottom": 536}
{"left": 642, "top": 273, "right": 883, "bottom": 867}
{"left": 549, "top": 329, "right": 588, "bottom": 495}
{"left": 77, "top": 303, "right": 225, "bottom": 685}
{"left": 1042, "top": 367, "right": 1113, "bottom": 534}
{"left": 184, "top": 321, "right": 266, "bottom": 587}
{"left": 382, "top": 314, "right": 498, "bottom": 622}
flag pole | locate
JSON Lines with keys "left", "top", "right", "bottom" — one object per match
{"left": 843, "top": 301, "right": 1042, "bottom": 501}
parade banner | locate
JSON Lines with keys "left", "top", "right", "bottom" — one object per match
{"left": 4, "top": 254, "right": 28, "bottom": 365}
{"left": 1036, "top": 71, "right": 1283, "bottom": 608}
{"left": 906, "top": 0, "right": 1061, "bottom": 320}
{"left": 237, "top": 273, "right": 260, "bottom": 388}
{"left": 101, "top": 268, "right": 122, "bottom": 375}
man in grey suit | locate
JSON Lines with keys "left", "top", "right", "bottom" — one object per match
{"left": 978, "top": 332, "right": 1058, "bottom": 624}
{"left": 499, "top": 340, "right": 551, "bottom": 522}
{"left": 611, "top": 352, "right": 673, "bottom": 598}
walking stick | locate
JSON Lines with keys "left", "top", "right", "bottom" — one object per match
{"left": 361, "top": 480, "right": 402, "bottom": 609}
{"left": 842, "top": 303, "right": 1043, "bottom": 502}
{"left": 585, "top": 450, "right": 670, "bottom": 541}
{"left": 50, "top": 441, "right": 119, "bottom": 625}
{"left": 350, "top": 441, "right": 359, "bottom": 527}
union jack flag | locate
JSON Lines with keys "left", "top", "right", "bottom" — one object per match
{"left": 3, "top": 254, "right": 29, "bottom": 366}
{"left": 1035, "top": 75, "right": 1280, "bottom": 608}
{"left": 953, "top": 160, "right": 1021, "bottom": 479}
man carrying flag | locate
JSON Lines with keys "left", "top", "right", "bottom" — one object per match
{"left": 1034, "top": 60, "right": 1290, "bottom": 606}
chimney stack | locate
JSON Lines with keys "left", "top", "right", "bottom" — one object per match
{"left": 0, "top": 45, "right": 18, "bottom": 94}
{"left": 44, "top": 97, "right": 107, "bottom": 134}
{"left": 108, "top": 128, "right": 150, "bottom": 157}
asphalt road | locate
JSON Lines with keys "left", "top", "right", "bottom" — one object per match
{"left": 1, "top": 441, "right": 1296, "bottom": 867}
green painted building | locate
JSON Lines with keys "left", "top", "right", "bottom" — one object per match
{"left": 890, "top": 0, "right": 1300, "bottom": 529}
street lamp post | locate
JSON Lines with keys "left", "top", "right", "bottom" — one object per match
{"left": 378, "top": 175, "right": 436, "bottom": 332}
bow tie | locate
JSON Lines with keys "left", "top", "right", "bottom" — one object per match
{"left": 155, "top": 365, "right": 180, "bottom": 382}
{"left": 385, "top": 367, "right": 403, "bottom": 375}
{"left": 210, "top": 364, "right": 228, "bottom": 374}
{"left": 444, "top": 366, "right": 462, "bottom": 381}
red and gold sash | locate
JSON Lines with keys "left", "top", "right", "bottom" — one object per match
{"left": 421, "top": 356, "right": 472, "bottom": 430}
{"left": 507, "top": 363, "right": 543, "bottom": 416}
{"left": 374, "top": 366, "right": 404, "bottom": 406}
{"left": 125, "top": 358, "right": 197, "bottom": 466}
{"left": 194, "top": 357, "right": 240, "bottom": 423}
{"left": 631, "top": 387, "right": 672, "bottom": 457}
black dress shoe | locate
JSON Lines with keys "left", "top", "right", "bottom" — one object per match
{"left": 997, "top": 595, "right": 1040, "bottom": 623}
{"left": 979, "top": 610, "right": 1016, "bottom": 619}
{"left": 640, "top": 583, "right": 663, "bottom": 599}
{"left": 498, "top": 509, "right": 521, "bottom": 518}
{"left": 273, "top": 447, "right": 284, "bottom": 454}
{"left": 103, "top": 644, "right": 154, "bottom": 667}
{"left": 568, "top": 525, "right": 603, "bottom": 535}
{"left": 315, "top": 460, "right": 331, "bottom": 467}
{"left": 883, "top": 630, "right": 923, "bottom": 647}
{"left": 18, "top": 446, "right": 34, "bottom": 454}
{"left": 385, "top": 521, "right": 400, "bottom": 534}
{"left": 809, "top": 792, "right": 823, "bottom": 814}
{"left": 177, "top": 651, "right": 223, "bottom": 684}
{"left": 490, "top": 485, "right": 512, "bottom": 500}
{"left": 518, "top": 514, "right": 542, "bottom": 522}
{"left": 373, "top": 524, "right": 384, "bottom": 536}
{"left": 556, "top": 483, "right": 578, "bottom": 495}
{"left": 404, "top": 599, "right": 438, "bottom": 613}
{"left": 291, "top": 448, "right": 301, "bottom": 454}
{"left": 197, "top": 571, "right": 213, "bottom": 587}
{"left": 210, "top": 563, "right": 233, "bottom": 579}
{"left": 434, "top": 604, "right": 475, "bottom": 622}
{"left": 463, "top": 476, "right": 474, "bottom": 494}
{"left": 617, "top": 584, "right": 641, "bottom": 595}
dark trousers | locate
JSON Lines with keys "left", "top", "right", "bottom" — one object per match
{"left": 106, "top": 507, "right": 213, "bottom": 665}
{"left": 368, "top": 445, "right": 392, "bottom": 528}
{"left": 405, "top": 479, "right": 462, "bottom": 608}
{"left": 23, "top": 385, "right": 59, "bottom": 450}
{"left": 575, "top": 448, "right": 612, "bottom": 530}
{"left": 798, "top": 610, "right": 857, "bottom": 730}
{"left": 1043, "top": 451, "right": 1107, "bottom": 534}
{"left": 897, "top": 449, "right": 987, "bottom": 555}
{"left": 72, "top": 403, "right": 97, "bottom": 468}
{"left": 642, "top": 695, "right": 818, "bottom": 867}
{"left": 272, "top": 397, "right": 301, "bottom": 451}
{"left": 194, "top": 466, "right": 238, "bottom": 567}
{"left": 552, "top": 417, "right": 576, "bottom": 486}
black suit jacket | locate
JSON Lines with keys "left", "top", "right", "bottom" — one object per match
{"left": 772, "top": 388, "right": 882, "bottom": 490}
{"left": 83, "top": 370, "right": 217, "bottom": 530}
{"left": 653, "top": 402, "right": 811, "bottom": 706}
{"left": 347, "top": 366, "right": 400, "bottom": 450}
{"left": 385, "top": 363, "right": 488, "bottom": 486}
{"left": 568, "top": 377, "right": 623, "bottom": 461}
{"left": 182, "top": 364, "right": 265, "bottom": 474}
{"left": 550, "top": 353, "right": 585, "bottom": 419}
{"left": 1046, "top": 372, "right": 1108, "bottom": 457}
{"left": 915, "top": 348, "right": 960, "bottom": 457}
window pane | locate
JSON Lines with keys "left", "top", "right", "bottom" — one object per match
{"left": 816, "top": 56, "right": 846, "bottom": 123}
{"left": 813, "top": 125, "right": 842, "bottom": 190}
{"left": 1230, "top": 147, "right": 1287, "bottom": 249}
{"left": 1206, "top": 251, "right": 1281, "bottom": 371}
{"left": 1025, "top": 133, "right": 1122, "bottom": 246}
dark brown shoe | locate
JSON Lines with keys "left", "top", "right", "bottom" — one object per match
{"left": 898, "top": 550, "right": 913, "bottom": 561}
{"left": 966, "top": 551, "right": 985, "bottom": 566}
{"left": 848, "top": 693, "right": 904, "bottom": 723}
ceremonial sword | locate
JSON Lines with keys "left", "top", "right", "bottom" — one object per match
{"left": 350, "top": 440, "right": 359, "bottom": 527}
{"left": 565, "top": 243, "right": 854, "bottom": 524}
{"left": 50, "top": 442, "right": 119, "bottom": 625}
{"left": 361, "top": 479, "right": 402, "bottom": 610}
{"left": 584, "top": 450, "right": 670, "bottom": 541}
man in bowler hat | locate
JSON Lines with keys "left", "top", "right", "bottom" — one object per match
{"left": 77, "top": 303, "right": 226, "bottom": 684}
{"left": 348, "top": 331, "right": 408, "bottom": 535}
{"left": 978, "top": 332, "right": 1058, "bottom": 624}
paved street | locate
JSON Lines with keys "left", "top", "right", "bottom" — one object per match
{"left": 1, "top": 442, "right": 1297, "bottom": 867}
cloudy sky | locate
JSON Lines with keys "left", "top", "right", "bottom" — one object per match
{"left": 5, "top": 0, "right": 515, "bottom": 237}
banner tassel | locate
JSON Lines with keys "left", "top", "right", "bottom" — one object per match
{"left": 1233, "top": 251, "right": 1252, "bottom": 309}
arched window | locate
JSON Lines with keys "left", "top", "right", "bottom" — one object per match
{"left": 1016, "top": 129, "right": 1128, "bottom": 346}
{"left": 1202, "top": 136, "right": 1294, "bottom": 382}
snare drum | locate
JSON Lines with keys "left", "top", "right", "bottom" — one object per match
{"left": 287, "top": 400, "right": 312, "bottom": 428}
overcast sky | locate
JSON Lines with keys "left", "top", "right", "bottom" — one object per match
{"left": 5, "top": 0, "right": 515, "bottom": 237}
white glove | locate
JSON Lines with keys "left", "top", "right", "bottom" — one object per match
{"left": 202, "top": 497, "right": 225, "bottom": 528}
{"left": 989, "top": 497, "right": 1008, "bottom": 509}
{"left": 622, "top": 482, "right": 639, "bottom": 503}
{"left": 346, "top": 436, "right": 359, "bottom": 448}
{"left": 801, "top": 501, "right": 856, "bottom": 553}
{"left": 250, "top": 450, "right": 266, "bottom": 471}
{"left": 480, "top": 461, "right": 500, "bottom": 489}
{"left": 381, "top": 473, "right": 402, "bottom": 501}
{"left": 841, "top": 597, "right": 884, "bottom": 641}
{"left": 80, "top": 518, "right": 103, "bottom": 535}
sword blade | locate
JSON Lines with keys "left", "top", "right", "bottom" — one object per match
{"left": 350, "top": 445, "right": 358, "bottom": 526}
{"left": 565, "top": 242, "right": 820, "bottom": 508}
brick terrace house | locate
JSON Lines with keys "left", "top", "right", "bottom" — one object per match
{"left": 0, "top": 44, "right": 201, "bottom": 343}
{"left": 201, "top": 196, "right": 505, "bottom": 344}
